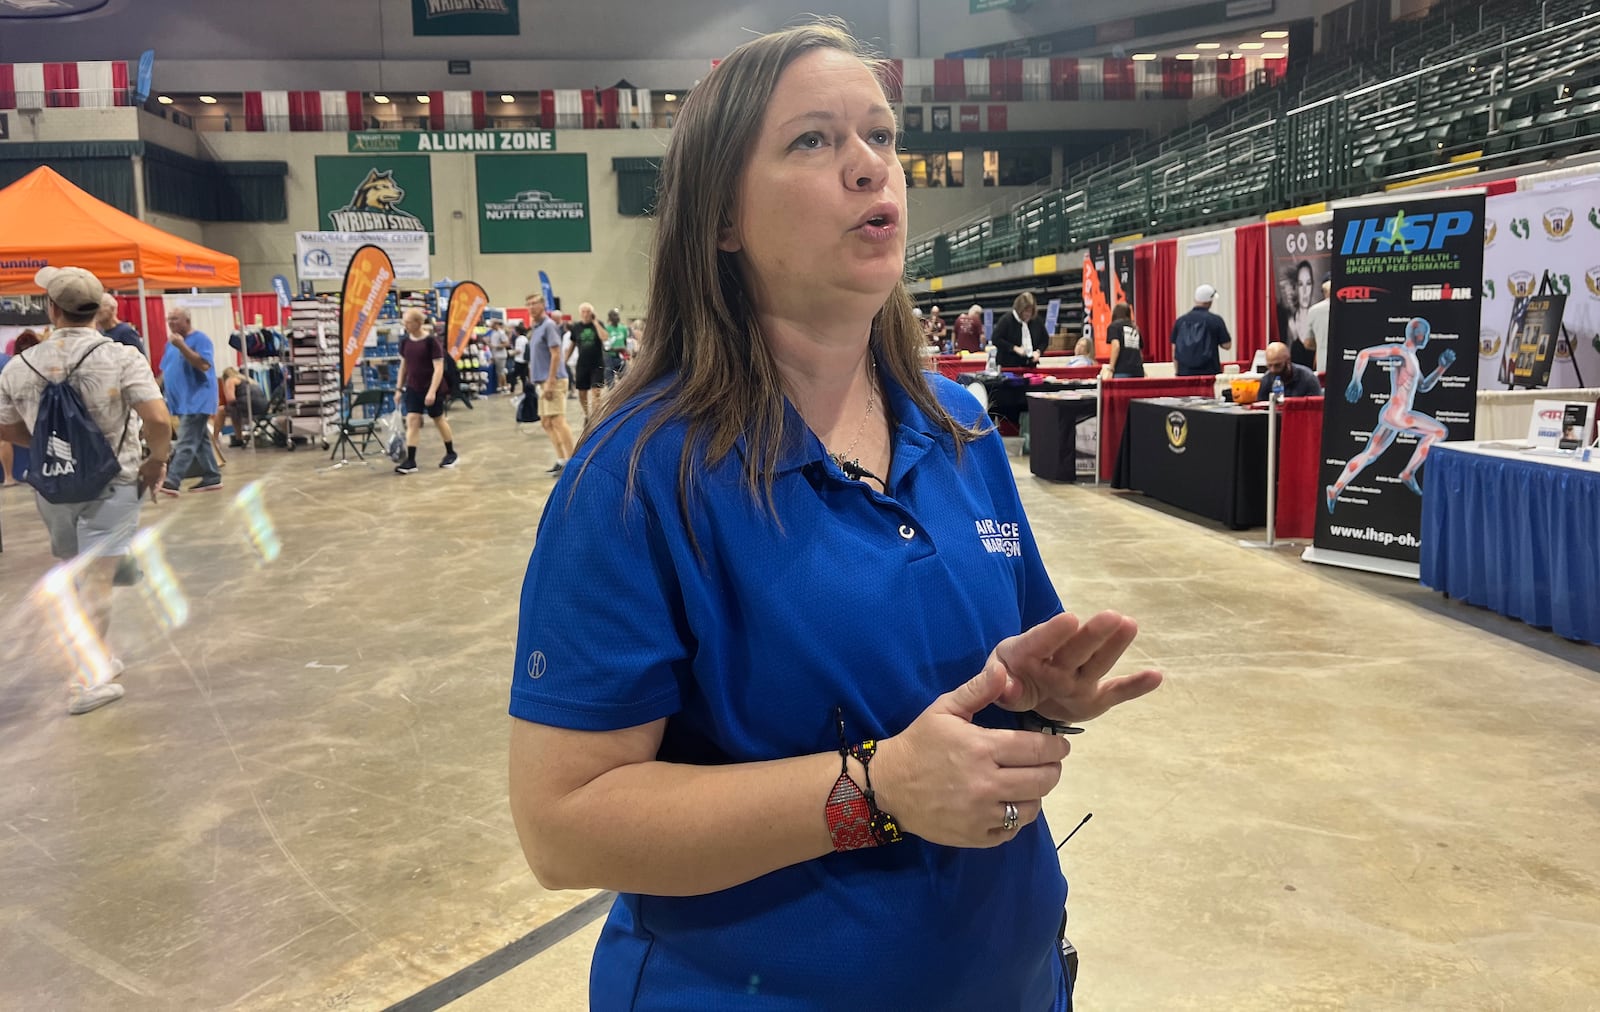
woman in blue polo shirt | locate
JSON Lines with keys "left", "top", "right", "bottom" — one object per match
{"left": 508, "top": 22, "right": 1162, "bottom": 1011}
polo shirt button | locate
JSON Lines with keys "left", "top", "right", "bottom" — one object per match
{"left": 898, "top": 524, "right": 915, "bottom": 540}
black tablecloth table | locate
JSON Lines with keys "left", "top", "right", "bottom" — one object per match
{"left": 955, "top": 372, "right": 1090, "bottom": 427}
{"left": 1026, "top": 391, "right": 1099, "bottom": 482}
{"left": 1113, "top": 397, "right": 1271, "bottom": 529}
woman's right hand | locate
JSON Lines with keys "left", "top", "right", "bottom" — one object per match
{"left": 870, "top": 666, "right": 1070, "bottom": 848}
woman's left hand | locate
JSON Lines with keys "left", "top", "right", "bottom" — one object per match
{"left": 988, "top": 611, "right": 1163, "bottom": 724}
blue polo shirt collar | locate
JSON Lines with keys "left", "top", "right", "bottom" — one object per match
{"left": 734, "top": 357, "right": 945, "bottom": 481}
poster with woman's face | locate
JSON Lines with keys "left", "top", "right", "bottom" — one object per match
{"left": 1267, "top": 221, "right": 1335, "bottom": 359}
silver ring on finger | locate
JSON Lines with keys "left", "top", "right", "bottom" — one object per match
{"left": 1001, "top": 801, "right": 1019, "bottom": 832}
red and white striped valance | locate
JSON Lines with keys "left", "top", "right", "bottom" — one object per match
{"left": 897, "top": 55, "right": 1281, "bottom": 103}
{"left": 0, "top": 61, "right": 133, "bottom": 109}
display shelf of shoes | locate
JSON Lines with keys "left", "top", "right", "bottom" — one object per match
{"left": 285, "top": 296, "right": 341, "bottom": 444}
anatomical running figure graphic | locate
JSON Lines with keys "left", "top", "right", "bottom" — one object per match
{"left": 1326, "top": 316, "right": 1456, "bottom": 513}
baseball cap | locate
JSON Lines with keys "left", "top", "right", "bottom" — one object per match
{"left": 35, "top": 266, "right": 106, "bottom": 315}
{"left": 1194, "top": 284, "right": 1217, "bottom": 304}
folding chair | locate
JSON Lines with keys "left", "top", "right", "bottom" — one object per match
{"left": 328, "top": 388, "right": 388, "bottom": 463}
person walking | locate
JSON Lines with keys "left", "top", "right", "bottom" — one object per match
{"left": 1171, "top": 284, "right": 1233, "bottom": 376}
{"left": 509, "top": 322, "right": 530, "bottom": 394}
{"left": 159, "top": 307, "right": 222, "bottom": 495}
{"left": 524, "top": 293, "right": 574, "bottom": 473}
{"left": 603, "top": 308, "right": 628, "bottom": 384}
{"left": 487, "top": 319, "right": 509, "bottom": 394}
{"left": 568, "top": 303, "right": 608, "bottom": 423}
{"left": 392, "top": 308, "right": 459, "bottom": 473}
{"left": 0, "top": 266, "right": 172, "bottom": 714}
{"left": 506, "top": 24, "right": 1161, "bottom": 1011}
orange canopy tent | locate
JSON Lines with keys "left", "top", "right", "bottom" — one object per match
{"left": 0, "top": 166, "right": 240, "bottom": 294}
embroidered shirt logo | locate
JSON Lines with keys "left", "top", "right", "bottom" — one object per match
{"left": 526, "top": 650, "right": 547, "bottom": 679}
{"left": 975, "top": 518, "right": 1021, "bottom": 557}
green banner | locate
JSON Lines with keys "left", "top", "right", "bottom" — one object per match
{"left": 349, "top": 130, "right": 556, "bottom": 153}
{"left": 412, "top": 0, "right": 519, "bottom": 36}
{"left": 315, "top": 155, "right": 434, "bottom": 251}
{"left": 476, "top": 154, "right": 590, "bottom": 254}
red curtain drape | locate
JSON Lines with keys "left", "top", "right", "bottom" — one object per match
{"left": 429, "top": 91, "right": 444, "bottom": 129}
{"left": 112, "top": 61, "right": 130, "bottom": 106}
{"left": 347, "top": 91, "right": 365, "bottom": 130}
{"left": 1218, "top": 59, "right": 1247, "bottom": 98}
{"left": 287, "top": 91, "right": 306, "bottom": 131}
{"left": 1233, "top": 222, "right": 1271, "bottom": 363}
{"left": 1099, "top": 376, "right": 1219, "bottom": 480}
{"left": 1050, "top": 58, "right": 1078, "bottom": 100}
{"left": 244, "top": 92, "right": 264, "bottom": 131}
{"left": 0, "top": 65, "right": 14, "bottom": 109}
{"left": 1103, "top": 59, "right": 1134, "bottom": 100}
{"left": 539, "top": 90, "right": 555, "bottom": 129}
{"left": 44, "top": 63, "right": 77, "bottom": 107}
{"left": 1134, "top": 239, "right": 1178, "bottom": 363}
{"left": 934, "top": 58, "right": 964, "bottom": 100}
{"left": 600, "top": 87, "right": 619, "bottom": 128}
{"left": 114, "top": 295, "right": 167, "bottom": 371}
{"left": 1161, "top": 59, "right": 1193, "bottom": 99}
{"left": 989, "top": 58, "right": 1021, "bottom": 100}
{"left": 236, "top": 294, "right": 284, "bottom": 329}
{"left": 580, "top": 89, "right": 597, "bottom": 129}
{"left": 1276, "top": 396, "right": 1324, "bottom": 539}
{"left": 471, "top": 91, "right": 488, "bottom": 130}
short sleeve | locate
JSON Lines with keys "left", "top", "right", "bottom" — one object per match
{"left": 118, "top": 347, "right": 161, "bottom": 406}
{"left": 510, "top": 462, "right": 687, "bottom": 730}
{"left": 0, "top": 367, "right": 20, "bottom": 424}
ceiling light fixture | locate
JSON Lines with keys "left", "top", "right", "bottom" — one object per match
{"left": 1239, "top": 42, "right": 1266, "bottom": 50}
{"left": 157, "top": 95, "right": 174, "bottom": 105}
{"left": 373, "top": 94, "right": 391, "bottom": 104}
{"left": 500, "top": 94, "right": 515, "bottom": 103}
{"left": 1196, "top": 42, "right": 1221, "bottom": 50}
{"left": 1130, "top": 53, "right": 1157, "bottom": 61}
{"left": 1262, "top": 30, "right": 1289, "bottom": 38}
{"left": 416, "top": 94, "right": 431, "bottom": 104}
{"left": 1176, "top": 53, "right": 1201, "bottom": 61}
{"left": 664, "top": 93, "right": 677, "bottom": 101}
{"left": 198, "top": 95, "right": 217, "bottom": 104}
{"left": 1262, "top": 52, "right": 1287, "bottom": 59}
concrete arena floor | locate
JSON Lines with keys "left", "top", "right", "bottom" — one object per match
{"left": 0, "top": 394, "right": 1597, "bottom": 1011}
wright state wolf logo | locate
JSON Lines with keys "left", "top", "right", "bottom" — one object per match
{"left": 329, "top": 169, "right": 424, "bottom": 232}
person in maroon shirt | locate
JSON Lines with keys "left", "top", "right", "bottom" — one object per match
{"left": 393, "top": 309, "right": 459, "bottom": 473}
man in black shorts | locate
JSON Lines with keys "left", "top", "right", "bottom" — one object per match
{"left": 393, "top": 308, "right": 459, "bottom": 474}
{"left": 568, "top": 302, "right": 608, "bottom": 424}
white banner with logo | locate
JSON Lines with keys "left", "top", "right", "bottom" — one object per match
{"left": 294, "top": 231, "right": 430, "bottom": 282}
{"left": 1480, "top": 179, "right": 1600, "bottom": 390}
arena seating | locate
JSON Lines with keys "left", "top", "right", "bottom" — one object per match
{"left": 907, "top": 0, "right": 1600, "bottom": 281}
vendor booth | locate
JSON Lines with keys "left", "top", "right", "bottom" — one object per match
{"left": 0, "top": 166, "right": 242, "bottom": 368}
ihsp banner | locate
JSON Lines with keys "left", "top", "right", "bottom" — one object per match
{"left": 339, "top": 245, "right": 397, "bottom": 387}
{"left": 1310, "top": 191, "right": 1484, "bottom": 574}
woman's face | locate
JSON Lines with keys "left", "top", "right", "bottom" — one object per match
{"left": 1296, "top": 266, "right": 1314, "bottom": 309}
{"left": 722, "top": 48, "right": 906, "bottom": 320}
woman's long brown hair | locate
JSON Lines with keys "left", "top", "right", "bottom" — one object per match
{"left": 577, "top": 20, "right": 983, "bottom": 540}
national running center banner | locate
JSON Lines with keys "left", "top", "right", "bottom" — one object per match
{"left": 1309, "top": 190, "right": 1485, "bottom": 575}
{"left": 296, "top": 231, "right": 429, "bottom": 282}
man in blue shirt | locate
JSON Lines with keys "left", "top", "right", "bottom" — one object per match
{"left": 96, "top": 294, "right": 145, "bottom": 355}
{"left": 159, "top": 306, "right": 222, "bottom": 494}
{"left": 1171, "top": 284, "right": 1233, "bottom": 376}
{"left": 525, "top": 293, "right": 574, "bottom": 473}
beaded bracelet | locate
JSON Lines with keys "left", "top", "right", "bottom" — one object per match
{"left": 825, "top": 708, "right": 904, "bottom": 851}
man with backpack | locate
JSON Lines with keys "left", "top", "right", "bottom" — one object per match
{"left": 1171, "top": 284, "right": 1234, "bottom": 376}
{"left": 392, "top": 308, "right": 459, "bottom": 474}
{"left": 0, "top": 266, "right": 172, "bottom": 715}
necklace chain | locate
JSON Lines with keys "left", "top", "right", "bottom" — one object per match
{"left": 828, "top": 357, "right": 877, "bottom": 477}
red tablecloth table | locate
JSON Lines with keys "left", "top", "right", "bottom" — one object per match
{"left": 1274, "top": 396, "right": 1323, "bottom": 540}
